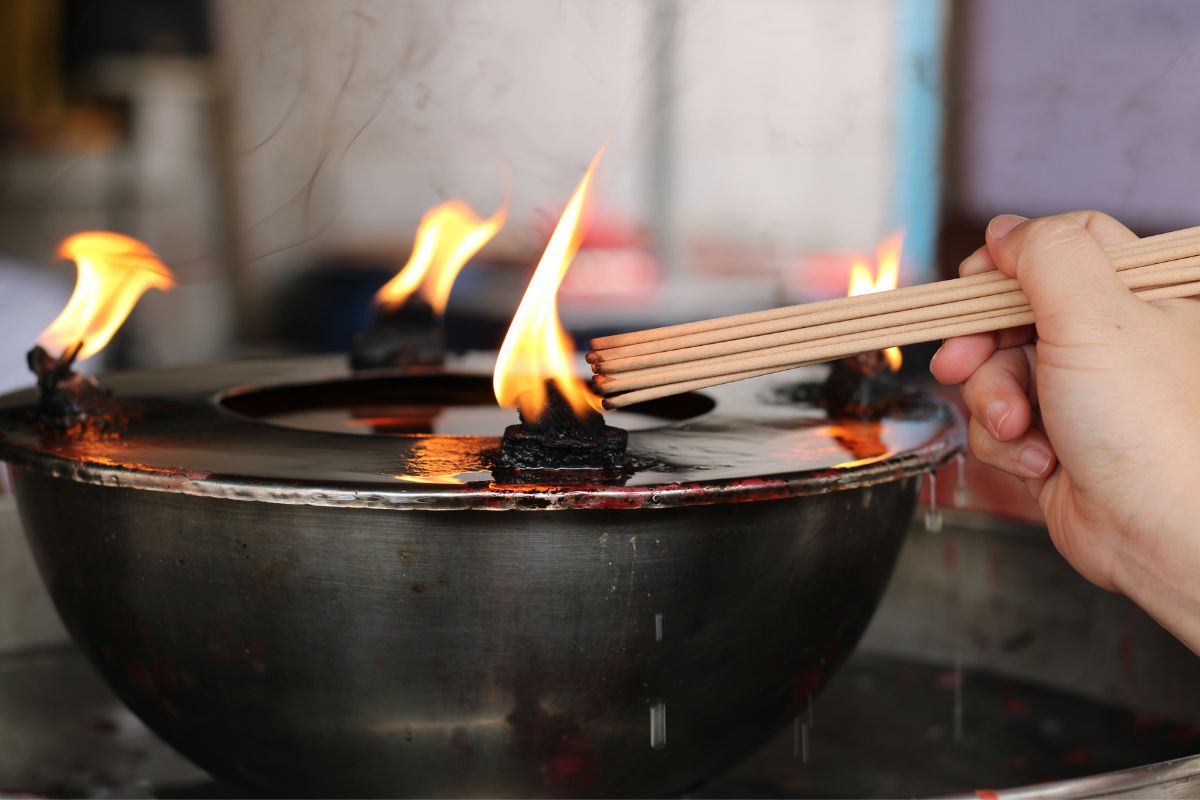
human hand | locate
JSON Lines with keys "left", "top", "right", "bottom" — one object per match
{"left": 931, "top": 212, "right": 1200, "bottom": 651}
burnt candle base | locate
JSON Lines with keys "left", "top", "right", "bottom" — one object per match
{"left": 500, "top": 381, "right": 628, "bottom": 471}
{"left": 820, "top": 352, "right": 904, "bottom": 419}
{"left": 26, "top": 344, "right": 116, "bottom": 425}
{"left": 350, "top": 298, "right": 444, "bottom": 370}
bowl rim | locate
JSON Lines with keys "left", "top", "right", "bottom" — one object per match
{"left": 0, "top": 355, "right": 965, "bottom": 511}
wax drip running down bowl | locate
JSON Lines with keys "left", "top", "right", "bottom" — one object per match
{"left": 0, "top": 353, "right": 961, "bottom": 797}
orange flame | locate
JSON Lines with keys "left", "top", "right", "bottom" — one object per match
{"left": 375, "top": 200, "right": 506, "bottom": 314}
{"left": 848, "top": 231, "right": 904, "bottom": 372}
{"left": 493, "top": 149, "right": 604, "bottom": 421}
{"left": 38, "top": 231, "right": 176, "bottom": 361}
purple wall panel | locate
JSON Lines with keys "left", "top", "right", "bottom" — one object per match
{"left": 954, "top": 0, "right": 1200, "bottom": 230}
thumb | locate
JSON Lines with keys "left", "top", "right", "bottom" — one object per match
{"left": 986, "top": 214, "right": 1140, "bottom": 347}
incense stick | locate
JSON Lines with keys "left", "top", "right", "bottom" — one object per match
{"left": 595, "top": 242, "right": 1200, "bottom": 408}
{"left": 589, "top": 228, "right": 1200, "bottom": 361}
{"left": 593, "top": 256, "right": 1200, "bottom": 377}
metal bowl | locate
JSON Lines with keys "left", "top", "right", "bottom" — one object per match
{"left": 0, "top": 357, "right": 961, "bottom": 797}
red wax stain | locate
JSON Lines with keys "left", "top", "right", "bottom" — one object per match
{"left": 372, "top": 657, "right": 385, "bottom": 668}
{"left": 250, "top": 659, "right": 267, "bottom": 674}
{"left": 1062, "top": 748, "right": 1092, "bottom": 766}
{"left": 975, "top": 790, "right": 1000, "bottom": 800}
{"left": 1005, "top": 755, "right": 1028, "bottom": 772}
{"left": 1003, "top": 698, "right": 1028, "bottom": 716}
{"left": 935, "top": 670, "right": 957, "bottom": 690}
{"left": 574, "top": 494, "right": 645, "bottom": 510}
{"left": 246, "top": 640, "right": 264, "bottom": 658}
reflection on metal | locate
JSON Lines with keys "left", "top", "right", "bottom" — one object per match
{"left": 946, "top": 753, "right": 1200, "bottom": 800}
{"left": 650, "top": 699, "right": 667, "bottom": 750}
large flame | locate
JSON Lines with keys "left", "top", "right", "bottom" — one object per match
{"left": 493, "top": 150, "right": 604, "bottom": 421}
{"left": 375, "top": 200, "right": 506, "bottom": 314}
{"left": 38, "top": 231, "right": 176, "bottom": 361}
{"left": 848, "top": 231, "right": 904, "bottom": 372}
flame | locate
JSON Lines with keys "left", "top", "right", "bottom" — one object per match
{"left": 493, "top": 149, "right": 604, "bottom": 421}
{"left": 848, "top": 231, "right": 904, "bottom": 372}
{"left": 38, "top": 231, "right": 176, "bottom": 360}
{"left": 375, "top": 200, "right": 506, "bottom": 314}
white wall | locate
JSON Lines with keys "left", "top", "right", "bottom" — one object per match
{"left": 214, "top": 0, "right": 905, "bottom": 311}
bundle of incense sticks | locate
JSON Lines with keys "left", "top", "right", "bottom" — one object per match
{"left": 589, "top": 225, "right": 1200, "bottom": 409}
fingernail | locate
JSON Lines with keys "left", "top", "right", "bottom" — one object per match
{"left": 929, "top": 343, "right": 944, "bottom": 373}
{"left": 985, "top": 400, "right": 1010, "bottom": 438}
{"left": 1019, "top": 446, "right": 1052, "bottom": 477}
{"left": 986, "top": 214, "right": 1027, "bottom": 241}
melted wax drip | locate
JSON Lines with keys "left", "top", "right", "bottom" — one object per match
{"left": 954, "top": 452, "right": 969, "bottom": 508}
{"left": 925, "top": 471, "right": 944, "bottom": 533}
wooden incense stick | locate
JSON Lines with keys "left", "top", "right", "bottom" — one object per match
{"left": 594, "top": 256, "right": 1200, "bottom": 376}
{"left": 598, "top": 266, "right": 1200, "bottom": 396}
{"left": 589, "top": 227, "right": 1200, "bottom": 361}
{"left": 599, "top": 275, "right": 1200, "bottom": 409}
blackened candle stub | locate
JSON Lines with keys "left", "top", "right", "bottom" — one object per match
{"left": 26, "top": 343, "right": 116, "bottom": 425}
{"left": 350, "top": 297, "right": 444, "bottom": 370}
{"left": 500, "top": 380, "right": 628, "bottom": 470}
{"left": 819, "top": 351, "right": 903, "bottom": 419}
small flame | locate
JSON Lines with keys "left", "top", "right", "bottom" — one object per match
{"left": 38, "top": 231, "right": 176, "bottom": 361}
{"left": 493, "top": 149, "right": 604, "bottom": 421}
{"left": 848, "top": 231, "right": 904, "bottom": 372}
{"left": 375, "top": 200, "right": 506, "bottom": 314}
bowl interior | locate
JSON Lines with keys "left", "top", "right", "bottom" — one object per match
{"left": 219, "top": 372, "right": 716, "bottom": 436}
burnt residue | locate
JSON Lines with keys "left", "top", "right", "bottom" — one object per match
{"left": 782, "top": 356, "right": 943, "bottom": 422}
{"left": 25, "top": 344, "right": 122, "bottom": 431}
{"left": 498, "top": 381, "right": 627, "bottom": 474}
{"left": 349, "top": 297, "right": 444, "bottom": 370}
{"left": 820, "top": 352, "right": 905, "bottom": 419}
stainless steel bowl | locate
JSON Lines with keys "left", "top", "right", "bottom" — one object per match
{"left": 0, "top": 357, "right": 962, "bottom": 797}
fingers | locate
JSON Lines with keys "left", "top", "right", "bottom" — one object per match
{"left": 1056, "top": 209, "right": 1138, "bottom": 246}
{"left": 968, "top": 415, "right": 1057, "bottom": 482}
{"left": 959, "top": 210, "right": 1135, "bottom": 279}
{"left": 930, "top": 326, "right": 1035, "bottom": 386}
{"left": 959, "top": 214, "right": 1026, "bottom": 276}
{"left": 986, "top": 213, "right": 1143, "bottom": 347}
{"left": 961, "top": 346, "right": 1037, "bottom": 440}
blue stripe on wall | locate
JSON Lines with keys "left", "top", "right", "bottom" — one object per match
{"left": 892, "top": 0, "right": 947, "bottom": 283}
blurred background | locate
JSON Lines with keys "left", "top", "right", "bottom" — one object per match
{"left": 2, "top": 0, "right": 1200, "bottom": 393}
